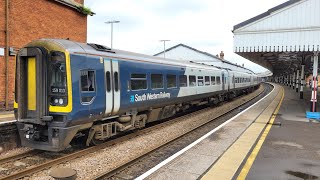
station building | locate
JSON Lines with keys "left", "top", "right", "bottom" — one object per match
{"left": 233, "top": 0, "right": 320, "bottom": 110}
{"left": 0, "top": 0, "right": 92, "bottom": 110}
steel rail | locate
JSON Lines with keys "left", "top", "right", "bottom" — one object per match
{"left": 0, "top": 150, "right": 39, "bottom": 165}
{"left": 93, "top": 85, "right": 268, "bottom": 179}
{"left": 0, "top": 103, "right": 224, "bottom": 180}
{"left": 0, "top": 85, "right": 266, "bottom": 180}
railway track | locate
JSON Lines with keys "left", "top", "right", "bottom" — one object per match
{"left": 93, "top": 84, "right": 271, "bottom": 179}
{"left": 0, "top": 150, "right": 38, "bottom": 165}
{"left": 0, "top": 84, "right": 269, "bottom": 180}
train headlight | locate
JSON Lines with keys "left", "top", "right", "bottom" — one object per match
{"left": 51, "top": 97, "right": 67, "bottom": 106}
{"left": 58, "top": 98, "right": 64, "bottom": 105}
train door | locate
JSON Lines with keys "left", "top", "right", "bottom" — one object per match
{"left": 226, "top": 71, "right": 230, "bottom": 91}
{"left": 104, "top": 58, "right": 120, "bottom": 116}
{"left": 16, "top": 47, "right": 50, "bottom": 123}
{"left": 232, "top": 73, "right": 235, "bottom": 89}
{"left": 222, "top": 72, "right": 225, "bottom": 91}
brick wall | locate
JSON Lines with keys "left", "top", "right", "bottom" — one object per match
{"left": 0, "top": 0, "right": 87, "bottom": 110}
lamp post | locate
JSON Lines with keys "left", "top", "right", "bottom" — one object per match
{"left": 160, "top": 40, "right": 170, "bottom": 58}
{"left": 105, "top": 20, "right": 120, "bottom": 48}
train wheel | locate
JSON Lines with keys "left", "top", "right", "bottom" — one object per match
{"left": 90, "top": 137, "right": 104, "bottom": 146}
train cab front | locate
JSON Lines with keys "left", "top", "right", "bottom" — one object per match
{"left": 14, "top": 40, "right": 76, "bottom": 152}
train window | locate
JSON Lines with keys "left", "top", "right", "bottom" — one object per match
{"left": 114, "top": 72, "right": 119, "bottom": 91}
{"left": 205, "top": 76, "right": 210, "bottom": 86}
{"left": 189, "top": 75, "right": 196, "bottom": 87}
{"left": 81, "top": 70, "right": 96, "bottom": 92}
{"left": 131, "top": 74, "right": 147, "bottom": 90}
{"left": 179, "top": 75, "right": 187, "bottom": 87}
{"left": 151, "top": 74, "right": 163, "bottom": 89}
{"left": 211, "top": 76, "right": 215, "bottom": 85}
{"left": 167, "top": 74, "right": 177, "bottom": 88}
{"left": 106, "top": 71, "right": 111, "bottom": 92}
{"left": 198, "top": 76, "right": 204, "bottom": 86}
{"left": 216, "top": 76, "right": 221, "bottom": 85}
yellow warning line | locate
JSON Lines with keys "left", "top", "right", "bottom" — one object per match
{"left": 237, "top": 87, "right": 285, "bottom": 180}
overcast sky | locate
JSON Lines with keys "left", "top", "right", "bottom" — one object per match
{"left": 85, "top": 0, "right": 287, "bottom": 73}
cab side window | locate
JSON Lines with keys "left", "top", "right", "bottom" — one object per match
{"left": 81, "top": 70, "right": 96, "bottom": 92}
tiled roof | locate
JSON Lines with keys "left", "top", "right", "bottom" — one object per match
{"left": 154, "top": 43, "right": 254, "bottom": 73}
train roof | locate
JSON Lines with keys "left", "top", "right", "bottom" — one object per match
{"left": 26, "top": 38, "right": 257, "bottom": 75}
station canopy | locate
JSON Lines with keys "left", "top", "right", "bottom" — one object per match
{"left": 233, "top": 0, "right": 320, "bottom": 76}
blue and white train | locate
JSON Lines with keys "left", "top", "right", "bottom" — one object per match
{"left": 14, "top": 39, "right": 261, "bottom": 151}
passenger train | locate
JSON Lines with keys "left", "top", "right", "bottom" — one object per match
{"left": 14, "top": 39, "right": 261, "bottom": 151}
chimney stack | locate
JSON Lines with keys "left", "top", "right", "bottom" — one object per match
{"left": 220, "top": 51, "right": 224, "bottom": 59}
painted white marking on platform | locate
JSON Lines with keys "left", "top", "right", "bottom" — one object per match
{"left": 135, "top": 85, "right": 275, "bottom": 180}
{"left": 0, "top": 120, "right": 17, "bottom": 125}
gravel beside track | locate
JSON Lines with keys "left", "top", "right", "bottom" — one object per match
{"left": 0, "top": 123, "right": 19, "bottom": 152}
{"left": 25, "top": 84, "right": 267, "bottom": 180}
{"left": 0, "top": 148, "right": 32, "bottom": 160}
{"left": 108, "top": 83, "right": 272, "bottom": 179}
{"left": 0, "top": 148, "right": 79, "bottom": 180}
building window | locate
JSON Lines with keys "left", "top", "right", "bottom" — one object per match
{"left": 198, "top": 76, "right": 204, "bottom": 86}
{"left": 189, "top": 75, "right": 196, "bottom": 87}
{"left": 167, "top": 74, "right": 177, "bottom": 88}
{"left": 151, "top": 74, "right": 163, "bottom": 89}
{"left": 179, "top": 75, "right": 187, "bottom": 87}
{"left": 131, "top": 74, "right": 147, "bottom": 90}
{"left": 81, "top": 70, "right": 95, "bottom": 92}
{"left": 205, "top": 76, "right": 210, "bottom": 86}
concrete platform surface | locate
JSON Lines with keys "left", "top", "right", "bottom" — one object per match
{"left": 0, "top": 111, "right": 15, "bottom": 124}
{"left": 246, "top": 85, "right": 320, "bottom": 180}
{"left": 143, "top": 83, "right": 282, "bottom": 180}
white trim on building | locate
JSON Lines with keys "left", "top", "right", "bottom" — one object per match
{"left": 233, "top": 0, "right": 320, "bottom": 53}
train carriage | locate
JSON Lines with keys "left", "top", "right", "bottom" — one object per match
{"left": 14, "top": 39, "right": 260, "bottom": 151}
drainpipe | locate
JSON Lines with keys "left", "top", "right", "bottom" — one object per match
{"left": 5, "top": 0, "right": 9, "bottom": 110}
